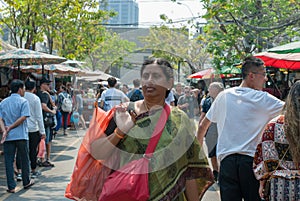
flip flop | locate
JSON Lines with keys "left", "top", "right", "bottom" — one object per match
{"left": 24, "top": 180, "right": 35, "bottom": 189}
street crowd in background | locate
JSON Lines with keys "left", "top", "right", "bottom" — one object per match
{"left": 0, "top": 56, "right": 299, "bottom": 200}
{"left": 0, "top": 77, "right": 86, "bottom": 193}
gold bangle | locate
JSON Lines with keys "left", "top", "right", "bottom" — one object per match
{"left": 114, "top": 128, "right": 125, "bottom": 139}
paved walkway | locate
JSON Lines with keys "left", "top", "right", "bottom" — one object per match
{"left": 0, "top": 127, "right": 221, "bottom": 200}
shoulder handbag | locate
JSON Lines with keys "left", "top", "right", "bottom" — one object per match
{"left": 42, "top": 91, "right": 55, "bottom": 127}
{"left": 44, "top": 112, "right": 54, "bottom": 127}
{"left": 263, "top": 146, "right": 290, "bottom": 200}
{"left": 99, "top": 104, "right": 171, "bottom": 201}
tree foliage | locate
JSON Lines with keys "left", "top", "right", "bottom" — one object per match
{"left": 199, "top": 0, "right": 300, "bottom": 68}
{"left": 0, "top": 0, "right": 114, "bottom": 59}
{"left": 86, "top": 30, "right": 136, "bottom": 72}
{"left": 140, "top": 26, "right": 211, "bottom": 73}
{"left": 0, "top": 0, "right": 137, "bottom": 72}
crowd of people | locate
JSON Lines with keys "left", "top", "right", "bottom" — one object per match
{"left": 0, "top": 77, "right": 86, "bottom": 193}
{"left": 1, "top": 56, "right": 299, "bottom": 201}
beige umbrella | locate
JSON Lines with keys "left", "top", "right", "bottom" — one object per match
{"left": 77, "top": 70, "right": 119, "bottom": 81}
{"left": 0, "top": 48, "right": 67, "bottom": 78}
{"left": 20, "top": 64, "right": 82, "bottom": 75}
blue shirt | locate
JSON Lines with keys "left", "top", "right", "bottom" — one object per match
{"left": 0, "top": 93, "right": 30, "bottom": 141}
{"left": 202, "top": 96, "right": 213, "bottom": 113}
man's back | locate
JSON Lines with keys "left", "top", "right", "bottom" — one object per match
{"left": 100, "top": 88, "right": 127, "bottom": 111}
{"left": 24, "top": 92, "right": 45, "bottom": 133}
{"left": 0, "top": 94, "right": 30, "bottom": 141}
{"left": 207, "top": 87, "right": 284, "bottom": 161}
{"left": 127, "top": 88, "right": 144, "bottom": 102}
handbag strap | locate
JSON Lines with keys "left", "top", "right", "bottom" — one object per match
{"left": 144, "top": 104, "right": 171, "bottom": 158}
{"left": 267, "top": 145, "right": 290, "bottom": 180}
{"left": 274, "top": 145, "right": 290, "bottom": 171}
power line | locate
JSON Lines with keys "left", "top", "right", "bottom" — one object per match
{"left": 101, "top": 0, "right": 198, "bottom": 3}
{"left": 98, "top": 16, "right": 206, "bottom": 27}
{"left": 137, "top": 0, "right": 197, "bottom": 2}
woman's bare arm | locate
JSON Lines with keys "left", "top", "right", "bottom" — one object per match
{"left": 90, "top": 128, "right": 125, "bottom": 160}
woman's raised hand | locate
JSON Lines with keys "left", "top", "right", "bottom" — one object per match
{"left": 114, "top": 105, "right": 135, "bottom": 134}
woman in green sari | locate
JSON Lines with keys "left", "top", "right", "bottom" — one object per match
{"left": 91, "top": 58, "right": 214, "bottom": 200}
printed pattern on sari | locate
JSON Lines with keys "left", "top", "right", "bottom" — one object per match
{"left": 117, "top": 107, "right": 213, "bottom": 201}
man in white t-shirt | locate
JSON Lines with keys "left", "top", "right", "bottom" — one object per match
{"left": 197, "top": 56, "right": 284, "bottom": 201}
{"left": 99, "top": 77, "right": 129, "bottom": 111}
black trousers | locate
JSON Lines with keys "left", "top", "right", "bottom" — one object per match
{"left": 219, "top": 154, "right": 260, "bottom": 201}
{"left": 17, "top": 131, "right": 41, "bottom": 170}
{"left": 29, "top": 131, "right": 41, "bottom": 170}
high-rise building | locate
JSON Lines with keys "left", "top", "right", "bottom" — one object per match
{"left": 100, "top": 0, "right": 139, "bottom": 26}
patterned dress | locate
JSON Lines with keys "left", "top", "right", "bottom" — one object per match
{"left": 253, "top": 115, "right": 300, "bottom": 201}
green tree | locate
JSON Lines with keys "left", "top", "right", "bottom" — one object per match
{"left": 140, "top": 26, "right": 211, "bottom": 73}
{"left": 54, "top": 1, "right": 115, "bottom": 60}
{"left": 0, "top": 0, "right": 114, "bottom": 60}
{"left": 199, "top": 0, "right": 300, "bottom": 68}
{"left": 0, "top": 0, "right": 45, "bottom": 49}
{"left": 86, "top": 30, "right": 136, "bottom": 72}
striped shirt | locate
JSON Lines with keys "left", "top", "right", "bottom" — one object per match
{"left": 100, "top": 88, "right": 128, "bottom": 111}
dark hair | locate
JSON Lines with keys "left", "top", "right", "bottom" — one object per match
{"left": 241, "top": 56, "right": 265, "bottom": 79}
{"left": 284, "top": 80, "right": 300, "bottom": 162}
{"left": 97, "top": 83, "right": 104, "bottom": 90}
{"left": 107, "top": 77, "right": 117, "bottom": 87}
{"left": 133, "top": 79, "right": 140, "bottom": 87}
{"left": 10, "top": 79, "right": 24, "bottom": 93}
{"left": 25, "top": 78, "right": 36, "bottom": 91}
{"left": 141, "top": 58, "right": 174, "bottom": 98}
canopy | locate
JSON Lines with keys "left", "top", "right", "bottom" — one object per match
{"left": 268, "top": 41, "right": 300, "bottom": 54}
{"left": 77, "top": 70, "right": 119, "bottom": 81}
{"left": 219, "top": 65, "right": 241, "bottom": 74}
{"left": 187, "top": 68, "right": 215, "bottom": 79}
{"left": 20, "top": 64, "right": 83, "bottom": 75}
{"left": 254, "top": 52, "right": 300, "bottom": 70}
{"left": 254, "top": 41, "right": 300, "bottom": 70}
{"left": 0, "top": 48, "right": 67, "bottom": 77}
{"left": 0, "top": 49, "right": 67, "bottom": 67}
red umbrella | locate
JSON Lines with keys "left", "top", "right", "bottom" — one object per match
{"left": 188, "top": 68, "right": 215, "bottom": 79}
{"left": 254, "top": 52, "right": 300, "bottom": 70}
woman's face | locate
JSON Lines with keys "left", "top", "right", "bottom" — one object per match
{"left": 141, "top": 64, "right": 173, "bottom": 99}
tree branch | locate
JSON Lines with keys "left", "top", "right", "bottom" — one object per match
{"left": 236, "top": 14, "right": 300, "bottom": 31}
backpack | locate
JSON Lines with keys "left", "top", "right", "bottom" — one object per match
{"left": 128, "top": 89, "right": 143, "bottom": 102}
{"left": 61, "top": 93, "right": 73, "bottom": 113}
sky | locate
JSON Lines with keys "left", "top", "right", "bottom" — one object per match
{"left": 136, "top": 0, "right": 206, "bottom": 28}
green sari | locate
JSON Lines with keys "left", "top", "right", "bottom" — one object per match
{"left": 116, "top": 107, "right": 213, "bottom": 201}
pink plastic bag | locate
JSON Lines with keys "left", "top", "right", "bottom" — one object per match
{"left": 38, "top": 138, "right": 46, "bottom": 158}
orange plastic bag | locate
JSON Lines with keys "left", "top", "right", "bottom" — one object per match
{"left": 65, "top": 107, "right": 116, "bottom": 201}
